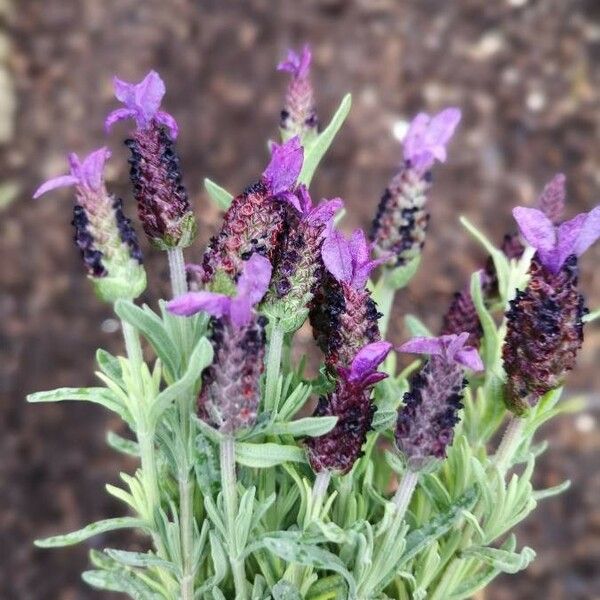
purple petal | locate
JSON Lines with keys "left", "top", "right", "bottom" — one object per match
{"left": 135, "top": 71, "right": 166, "bottom": 122}
{"left": 167, "top": 291, "right": 230, "bottom": 317}
{"left": 33, "top": 175, "right": 79, "bottom": 199}
{"left": 351, "top": 257, "right": 386, "bottom": 290}
{"left": 512, "top": 207, "right": 556, "bottom": 253}
{"left": 155, "top": 110, "right": 179, "bottom": 140}
{"left": 236, "top": 254, "right": 272, "bottom": 306}
{"left": 262, "top": 137, "right": 304, "bottom": 195}
{"left": 296, "top": 185, "right": 314, "bottom": 215}
{"left": 322, "top": 229, "right": 353, "bottom": 283}
{"left": 552, "top": 213, "right": 587, "bottom": 271}
{"left": 536, "top": 173, "right": 566, "bottom": 223}
{"left": 277, "top": 45, "right": 311, "bottom": 78}
{"left": 574, "top": 205, "right": 600, "bottom": 257}
{"left": 427, "top": 108, "right": 462, "bottom": 151}
{"left": 229, "top": 297, "right": 253, "bottom": 328}
{"left": 349, "top": 341, "right": 393, "bottom": 382}
{"left": 277, "top": 191, "right": 303, "bottom": 212}
{"left": 113, "top": 76, "right": 137, "bottom": 105}
{"left": 403, "top": 113, "right": 429, "bottom": 163}
{"left": 307, "top": 198, "right": 343, "bottom": 227}
{"left": 105, "top": 108, "right": 138, "bottom": 132}
{"left": 79, "top": 147, "right": 111, "bottom": 192}
{"left": 349, "top": 229, "right": 370, "bottom": 267}
{"left": 398, "top": 336, "right": 444, "bottom": 357}
{"left": 455, "top": 347, "right": 484, "bottom": 372}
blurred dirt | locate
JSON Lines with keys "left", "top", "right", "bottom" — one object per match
{"left": 1, "top": 0, "right": 599, "bottom": 598}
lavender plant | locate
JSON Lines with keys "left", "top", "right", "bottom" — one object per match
{"left": 29, "top": 49, "right": 600, "bottom": 600}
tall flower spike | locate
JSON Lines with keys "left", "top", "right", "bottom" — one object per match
{"left": 201, "top": 137, "right": 304, "bottom": 288}
{"left": 168, "top": 255, "right": 272, "bottom": 433}
{"left": 502, "top": 203, "right": 600, "bottom": 414}
{"left": 307, "top": 341, "right": 392, "bottom": 474}
{"left": 105, "top": 71, "right": 195, "bottom": 250}
{"left": 395, "top": 334, "right": 483, "bottom": 469}
{"left": 265, "top": 186, "right": 343, "bottom": 331}
{"left": 277, "top": 45, "right": 318, "bottom": 142}
{"left": 370, "top": 108, "right": 461, "bottom": 267}
{"left": 33, "top": 148, "right": 146, "bottom": 302}
{"left": 310, "top": 228, "right": 385, "bottom": 371}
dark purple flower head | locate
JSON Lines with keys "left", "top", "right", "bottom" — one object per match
{"left": 277, "top": 45, "right": 312, "bottom": 79}
{"left": 403, "top": 108, "right": 461, "bottom": 175}
{"left": 168, "top": 254, "right": 272, "bottom": 327}
{"left": 399, "top": 333, "right": 484, "bottom": 372}
{"left": 105, "top": 70, "right": 178, "bottom": 139}
{"left": 513, "top": 205, "right": 600, "bottom": 274}
{"left": 262, "top": 136, "right": 304, "bottom": 197}
{"left": 536, "top": 173, "right": 566, "bottom": 224}
{"left": 322, "top": 228, "right": 388, "bottom": 290}
{"left": 34, "top": 147, "right": 111, "bottom": 199}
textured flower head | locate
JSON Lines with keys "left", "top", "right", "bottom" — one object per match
{"left": 168, "top": 254, "right": 272, "bottom": 327}
{"left": 262, "top": 136, "right": 304, "bottom": 196}
{"left": 105, "top": 70, "right": 178, "bottom": 138}
{"left": 513, "top": 205, "right": 600, "bottom": 274}
{"left": 536, "top": 173, "right": 566, "bottom": 224}
{"left": 33, "top": 147, "right": 111, "bottom": 198}
{"left": 399, "top": 332, "right": 484, "bottom": 372}
{"left": 277, "top": 45, "right": 312, "bottom": 79}
{"left": 403, "top": 107, "right": 461, "bottom": 174}
{"left": 322, "top": 228, "right": 387, "bottom": 289}
{"left": 342, "top": 340, "right": 392, "bottom": 387}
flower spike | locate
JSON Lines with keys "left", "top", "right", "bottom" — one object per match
{"left": 33, "top": 148, "right": 145, "bottom": 302}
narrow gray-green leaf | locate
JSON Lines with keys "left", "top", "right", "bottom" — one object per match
{"left": 106, "top": 431, "right": 139, "bottom": 457}
{"left": 267, "top": 416, "right": 337, "bottom": 438}
{"left": 104, "top": 548, "right": 179, "bottom": 573}
{"left": 462, "top": 544, "right": 536, "bottom": 574}
{"left": 404, "top": 314, "right": 433, "bottom": 338}
{"left": 235, "top": 442, "right": 306, "bottom": 468}
{"left": 204, "top": 177, "right": 234, "bottom": 211}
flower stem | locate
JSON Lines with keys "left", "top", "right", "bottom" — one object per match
{"left": 220, "top": 436, "right": 248, "bottom": 599}
{"left": 392, "top": 469, "right": 419, "bottom": 522}
{"left": 137, "top": 429, "right": 160, "bottom": 519}
{"left": 376, "top": 277, "right": 395, "bottom": 338}
{"left": 179, "top": 473, "right": 194, "bottom": 600}
{"left": 264, "top": 323, "right": 284, "bottom": 412}
{"left": 167, "top": 247, "right": 188, "bottom": 297}
{"left": 311, "top": 471, "right": 331, "bottom": 519}
{"left": 494, "top": 416, "right": 525, "bottom": 471}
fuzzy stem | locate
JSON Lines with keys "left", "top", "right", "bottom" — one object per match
{"left": 179, "top": 474, "right": 194, "bottom": 600}
{"left": 220, "top": 436, "right": 248, "bottom": 599}
{"left": 311, "top": 471, "right": 331, "bottom": 518}
{"left": 264, "top": 323, "right": 285, "bottom": 412}
{"left": 392, "top": 469, "right": 419, "bottom": 522}
{"left": 494, "top": 416, "right": 525, "bottom": 471}
{"left": 168, "top": 247, "right": 188, "bottom": 297}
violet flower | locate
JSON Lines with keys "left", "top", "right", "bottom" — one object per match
{"left": 370, "top": 108, "right": 461, "bottom": 267}
{"left": 266, "top": 186, "right": 343, "bottom": 329}
{"left": 396, "top": 333, "right": 483, "bottom": 468}
{"left": 310, "top": 228, "right": 384, "bottom": 372}
{"left": 512, "top": 205, "right": 600, "bottom": 275}
{"left": 502, "top": 202, "right": 600, "bottom": 414}
{"left": 307, "top": 340, "right": 392, "bottom": 474}
{"left": 169, "top": 255, "right": 272, "bottom": 433}
{"left": 33, "top": 148, "right": 145, "bottom": 301}
{"left": 277, "top": 45, "right": 318, "bottom": 140}
{"left": 536, "top": 173, "right": 566, "bottom": 224}
{"left": 201, "top": 137, "right": 304, "bottom": 286}
{"left": 105, "top": 71, "right": 195, "bottom": 250}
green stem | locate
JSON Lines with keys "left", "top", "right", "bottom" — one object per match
{"left": 138, "top": 429, "right": 160, "bottom": 520}
{"left": 311, "top": 471, "right": 331, "bottom": 520}
{"left": 375, "top": 273, "right": 396, "bottom": 338}
{"left": 494, "top": 416, "right": 525, "bottom": 471}
{"left": 179, "top": 473, "right": 195, "bottom": 600}
{"left": 167, "top": 247, "right": 188, "bottom": 297}
{"left": 220, "top": 436, "right": 248, "bottom": 599}
{"left": 264, "top": 323, "right": 284, "bottom": 412}
{"left": 392, "top": 469, "right": 419, "bottom": 522}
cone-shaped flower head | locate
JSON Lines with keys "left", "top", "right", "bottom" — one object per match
{"left": 33, "top": 148, "right": 146, "bottom": 302}
{"left": 396, "top": 333, "right": 483, "bottom": 469}
{"left": 310, "top": 228, "right": 385, "bottom": 371}
{"left": 105, "top": 71, "right": 195, "bottom": 250}
{"left": 502, "top": 203, "right": 600, "bottom": 414}
{"left": 168, "top": 255, "right": 272, "bottom": 433}
{"left": 265, "top": 185, "right": 343, "bottom": 331}
{"left": 536, "top": 173, "right": 566, "bottom": 224}
{"left": 277, "top": 45, "right": 318, "bottom": 142}
{"left": 370, "top": 108, "right": 461, "bottom": 267}
{"left": 307, "top": 340, "right": 392, "bottom": 474}
{"left": 201, "top": 137, "right": 304, "bottom": 288}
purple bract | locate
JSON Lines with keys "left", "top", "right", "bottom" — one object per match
{"left": 277, "top": 45, "right": 312, "bottom": 79}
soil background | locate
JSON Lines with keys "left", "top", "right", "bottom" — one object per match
{"left": 1, "top": 1, "right": 600, "bottom": 598}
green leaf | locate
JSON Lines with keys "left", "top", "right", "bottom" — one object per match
{"left": 114, "top": 300, "right": 180, "bottom": 381}
{"left": 104, "top": 548, "right": 179, "bottom": 573}
{"left": 532, "top": 479, "right": 570, "bottom": 501}
{"left": 35, "top": 517, "right": 146, "bottom": 548}
{"left": 106, "top": 431, "right": 139, "bottom": 457}
{"left": 82, "top": 569, "right": 163, "bottom": 598}
{"left": 462, "top": 540, "right": 536, "bottom": 574}
{"left": 470, "top": 271, "right": 498, "bottom": 369}
{"left": 235, "top": 442, "right": 307, "bottom": 468}
{"left": 267, "top": 416, "right": 337, "bottom": 438}
{"left": 204, "top": 177, "right": 234, "bottom": 211}
{"left": 272, "top": 580, "right": 303, "bottom": 600}
{"left": 149, "top": 337, "right": 213, "bottom": 424}
{"left": 262, "top": 535, "right": 357, "bottom": 598}
{"left": 299, "top": 94, "right": 352, "bottom": 187}
{"left": 96, "top": 349, "right": 123, "bottom": 383}
{"left": 27, "top": 387, "right": 130, "bottom": 423}
{"left": 404, "top": 314, "right": 432, "bottom": 338}
{"left": 384, "top": 255, "right": 421, "bottom": 290}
